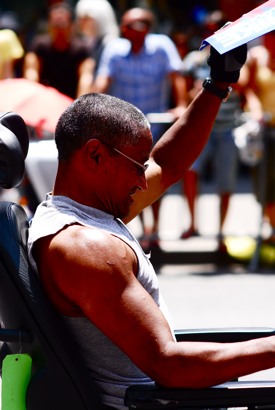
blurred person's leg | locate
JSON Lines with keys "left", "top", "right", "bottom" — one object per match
{"left": 181, "top": 134, "right": 213, "bottom": 239}
{"left": 215, "top": 128, "right": 238, "bottom": 250}
{"left": 220, "top": 192, "right": 230, "bottom": 233}
{"left": 139, "top": 123, "right": 164, "bottom": 249}
{"left": 251, "top": 127, "right": 275, "bottom": 241}
{"left": 181, "top": 169, "right": 198, "bottom": 238}
{"left": 262, "top": 127, "right": 275, "bottom": 241}
{"left": 150, "top": 199, "right": 161, "bottom": 246}
{"left": 265, "top": 203, "right": 275, "bottom": 236}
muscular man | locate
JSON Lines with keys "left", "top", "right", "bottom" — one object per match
{"left": 27, "top": 44, "right": 275, "bottom": 410}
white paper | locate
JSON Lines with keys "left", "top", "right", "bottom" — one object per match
{"left": 200, "top": 0, "right": 275, "bottom": 54}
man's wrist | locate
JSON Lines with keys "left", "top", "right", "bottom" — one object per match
{"left": 203, "top": 77, "right": 232, "bottom": 102}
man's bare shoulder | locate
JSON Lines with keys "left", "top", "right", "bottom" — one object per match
{"left": 35, "top": 223, "right": 138, "bottom": 315}
{"left": 42, "top": 223, "right": 136, "bottom": 272}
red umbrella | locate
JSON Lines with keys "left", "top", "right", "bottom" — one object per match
{"left": 0, "top": 78, "right": 73, "bottom": 136}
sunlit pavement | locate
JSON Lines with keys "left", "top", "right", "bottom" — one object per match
{"left": 128, "top": 176, "right": 263, "bottom": 260}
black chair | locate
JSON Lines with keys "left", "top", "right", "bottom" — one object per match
{"left": 1, "top": 111, "right": 275, "bottom": 410}
{"left": 0, "top": 111, "right": 102, "bottom": 409}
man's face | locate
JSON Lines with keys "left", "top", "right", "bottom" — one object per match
{"left": 120, "top": 10, "right": 152, "bottom": 46}
{"left": 49, "top": 8, "right": 73, "bottom": 44}
{"left": 101, "top": 133, "right": 152, "bottom": 219}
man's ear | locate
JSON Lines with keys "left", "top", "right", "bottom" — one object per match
{"left": 84, "top": 139, "right": 102, "bottom": 167}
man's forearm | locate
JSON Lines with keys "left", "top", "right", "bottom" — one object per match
{"left": 153, "top": 42, "right": 247, "bottom": 188}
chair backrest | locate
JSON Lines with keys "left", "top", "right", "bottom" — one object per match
{"left": 0, "top": 112, "right": 102, "bottom": 410}
{"left": 0, "top": 111, "right": 28, "bottom": 188}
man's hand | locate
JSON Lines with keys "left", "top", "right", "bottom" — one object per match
{"left": 207, "top": 44, "right": 247, "bottom": 83}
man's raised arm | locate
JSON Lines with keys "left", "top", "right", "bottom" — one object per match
{"left": 126, "top": 44, "right": 247, "bottom": 221}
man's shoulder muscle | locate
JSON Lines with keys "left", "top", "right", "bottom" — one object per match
{"left": 34, "top": 224, "right": 138, "bottom": 314}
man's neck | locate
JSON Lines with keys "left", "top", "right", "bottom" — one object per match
{"left": 130, "top": 39, "right": 145, "bottom": 54}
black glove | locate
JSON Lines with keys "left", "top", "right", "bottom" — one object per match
{"left": 207, "top": 43, "right": 247, "bottom": 83}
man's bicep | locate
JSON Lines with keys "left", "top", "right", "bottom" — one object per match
{"left": 60, "top": 231, "right": 174, "bottom": 374}
{"left": 77, "top": 262, "right": 175, "bottom": 375}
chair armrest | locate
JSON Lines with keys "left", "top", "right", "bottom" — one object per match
{"left": 125, "top": 329, "right": 275, "bottom": 408}
{"left": 125, "top": 381, "right": 275, "bottom": 409}
{"left": 174, "top": 327, "right": 275, "bottom": 343}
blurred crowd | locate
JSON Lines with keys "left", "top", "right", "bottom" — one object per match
{"left": 0, "top": 0, "right": 274, "bottom": 255}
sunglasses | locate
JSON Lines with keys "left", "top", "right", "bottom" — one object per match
{"left": 102, "top": 141, "right": 148, "bottom": 176}
{"left": 112, "top": 147, "right": 149, "bottom": 176}
{"left": 124, "top": 20, "right": 151, "bottom": 31}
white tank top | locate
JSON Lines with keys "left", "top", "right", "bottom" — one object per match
{"left": 28, "top": 194, "right": 175, "bottom": 409}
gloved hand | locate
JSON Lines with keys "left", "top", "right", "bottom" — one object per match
{"left": 207, "top": 43, "right": 247, "bottom": 83}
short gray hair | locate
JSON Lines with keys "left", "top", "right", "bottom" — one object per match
{"left": 55, "top": 93, "right": 151, "bottom": 162}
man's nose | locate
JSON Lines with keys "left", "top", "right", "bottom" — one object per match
{"left": 138, "top": 173, "right": 148, "bottom": 191}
